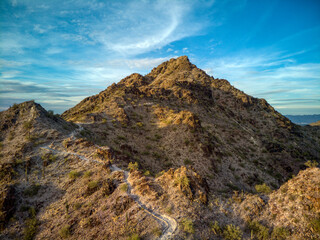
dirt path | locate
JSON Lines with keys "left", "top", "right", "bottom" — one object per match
{"left": 40, "top": 128, "right": 177, "bottom": 239}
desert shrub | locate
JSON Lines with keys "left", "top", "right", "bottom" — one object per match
{"left": 128, "top": 162, "right": 139, "bottom": 171}
{"left": 174, "top": 174, "right": 190, "bottom": 189}
{"left": 59, "top": 224, "right": 71, "bottom": 239}
{"left": 23, "top": 121, "right": 33, "bottom": 130}
{"left": 143, "top": 170, "right": 150, "bottom": 176}
{"left": 308, "top": 218, "right": 320, "bottom": 234}
{"left": 152, "top": 227, "right": 162, "bottom": 237}
{"left": 68, "top": 170, "right": 80, "bottom": 179}
{"left": 87, "top": 181, "right": 99, "bottom": 191}
{"left": 11, "top": 103, "right": 19, "bottom": 110}
{"left": 304, "top": 160, "right": 318, "bottom": 168}
{"left": 74, "top": 202, "right": 82, "bottom": 210}
{"left": 155, "top": 170, "right": 165, "bottom": 178}
{"left": 255, "top": 183, "right": 272, "bottom": 194}
{"left": 127, "top": 233, "right": 140, "bottom": 240}
{"left": 84, "top": 170, "right": 92, "bottom": 178}
{"left": 47, "top": 110, "right": 54, "bottom": 117}
{"left": 117, "top": 135, "right": 127, "bottom": 141}
{"left": 247, "top": 220, "right": 270, "bottom": 240}
{"left": 184, "top": 158, "right": 193, "bottom": 165}
{"left": 136, "top": 122, "right": 144, "bottom": 128}
{"left": 42, "top": 153, "right": 57, "bottom": 164}
{"left": 120, "top": 183, "right": 128, "bottom": 192}
{"left": 24, "top": 207, "right": 38, "bottom": 240}
{"left": 165, "top": 206, "right": 173, "bottom": 214}
{"left": 181, "top": 218, "right": 194, "bottom": 234}
{"left": 271, "top": 227, "right": 289, "bottom": 239}
{"left": 24, "top": 184, "right": 41, "bottom": 197}
{"left": 223, "top": 224, "right": 242, "bottom": 240}
{"left": 211, "top": 221, "right": 222, "bottom": 235}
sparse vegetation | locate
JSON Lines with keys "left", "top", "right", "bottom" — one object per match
{"left": 128, "top": 162, "right": 139, "bottom": 171}
{"left": 127, "top": 233, "right": 140, "bottom": 240}
{"left": 68, "top": 170, "right": 80, "bottom": 179}
{"left": 174, "top": 173, "right": 190, "bottom": 189}
{"left": 223, "top": 224, "right": 243, "bottom": 240}
{"left": 308, "top": 218, "right": 320, "bottom": 235}
{"left": 24, "top": 207, "right": 39, "bottom": 240}
{"left": 247, "top": 220, "right": 270, "bottom": 240}
{"left": 181, "top": 218, "right": 194, "bottom": 234}
{"left": 255, "top": 183, "right": 272, "bottom": 194}
{"left": 23, "top": 120, "right": 33, "bottom": 130}
{"left": 120, "top": 183, "right": 128, "bottom": 192}
{"left": 59, "top": 224, "right": 71, "bottom": 239}
{"left": 84, "top": 170, "right": 92, "bottom": 178}
{"left": 211, "top": 221, "right": 222, "bottom": 235}
{"left": 271, "top": 227, "right": 290, "bottom": 240}
{"left": 304, "top": 160, "right": 318, "bottom": 168}
{"left": 87, "top": 181, "right": 99, "bottom": 193}
{"left": 24, "top": 184, "right": 41, "bottom": 197}
{"left": 136, "top": 122, "right": 144, "bottom": 128}
{"left": 183, "top": 158, "right": 193, "bottom": 165}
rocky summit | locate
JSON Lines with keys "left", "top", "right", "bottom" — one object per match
{"left": 1, "top": 56, "right": 319, "bottom": 239}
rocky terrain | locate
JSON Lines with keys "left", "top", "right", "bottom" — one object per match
{"left": 1, "top": 56, "right": 319, "bottom": 239}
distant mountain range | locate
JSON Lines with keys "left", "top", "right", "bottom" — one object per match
{"left": 285, "top": 114, "right": 320, "bottom": 125}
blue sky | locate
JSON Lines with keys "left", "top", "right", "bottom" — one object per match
{"left": 0, "top": 0, "right": 319, "bottom": 115}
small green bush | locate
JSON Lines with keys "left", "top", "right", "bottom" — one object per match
{"left": 68, "top": 170, "right": 80, "bottom": 179}
{"left": 255, "top": 183, "right": 272, "bottom": 194}
{"left": 175, "top": 174, "right": 189, "bottom": 189}
{"left": 271, "top": 227, "right": 290, "bottom": 240}
{"left": 87, "top": 181, "right": 99, "bottom": 191}
{"left": 59, "top": 224, "right": 71, "bottom": 239}
{"left": 84, "top": 170, "right": 92, "bottom": 178}
{"left": 24, "top": 184, "right": 41, "bottom": 197}
{"left": 23, "top": 121, "right": 33, "bottom": 130}
{"left": 183, "top": 158, "right": 193, "bottom": 165}
{"left": 128, "top": 162, "right": 139, "bottom": 171}
{"left": 304, "top": 160, "right": 318, "bottom": 168}
{"left": 24, "top": 218, "right": 38, "bottom": 240}
{"left": 136, "top": 122, "right": 144, "bottom": 128}
{"left": 308, "top": 217, "right": 320, "bottom": 234}
{"left": 181, "top": 218, "right": 195, "bottom": 234}
{"left": 127, "top": 233, "right": 140, "bottom": 240}
{"left": 24, "top": 207, "right": 38, "bottom": 240}
{"left": 247, "top": 220, "right": 270, "bottom": 240}
{"left": 120, "top": 183, "right": 128, "bottom": 192}
{"left": 211, "top": 221, "right": 222, "bottom": 235}
{"left": 165, "top": 206, "right": 173, "bottom": 214}
{"left": 152, "top": 227, "right": 162, "bottom": 237}
{"left": 223, "top": 224, "right": 242, "bottom": 240}
{"left": 74, "top": 202, "right": 82, "bottom": 210}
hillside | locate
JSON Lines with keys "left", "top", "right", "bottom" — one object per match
{"left": 1, "top": 57, "right": 319, "bottom": 239}
{"left": 62, "top": 56, "right": 319, "bottom": 193}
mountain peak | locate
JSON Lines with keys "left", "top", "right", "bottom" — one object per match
{"left": 147, "top": 56, "right": 196, "bottom": 78}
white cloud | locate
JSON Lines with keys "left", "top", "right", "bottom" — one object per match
{"left": 203, "top": 51, "right": 320, "bottom": 114}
